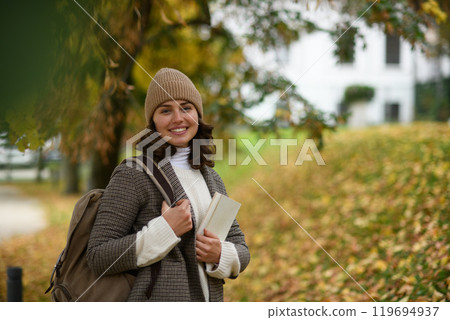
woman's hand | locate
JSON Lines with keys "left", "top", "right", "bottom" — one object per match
{"left": 162, "top": 199, "right": 192, "bottom": 237}
{"left": 196, "top": 229, "right": 222, "bottom": 264}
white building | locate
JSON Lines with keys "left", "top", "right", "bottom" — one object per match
{"left": 245, "top": 6, "right": 450, "bottom": 127}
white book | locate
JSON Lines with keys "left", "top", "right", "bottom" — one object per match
{"left": 197, "top": 192, "right": 241, "bottom": 241}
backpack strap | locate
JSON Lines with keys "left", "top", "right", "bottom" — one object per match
{"left": 124, "top": 156, "right": 176, "bottom": 207}
{"left": 45, "top": 249, "right": 64, "bottom": 294}
{"left": 123, "top": 156, "right": 176, "bottom": 299}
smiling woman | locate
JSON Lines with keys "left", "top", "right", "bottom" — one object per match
{"left": 86, "top": 68, "right": 250, "bottom": 302}
{"left": 153, "top": 100, "right": 199, "bottom": 148}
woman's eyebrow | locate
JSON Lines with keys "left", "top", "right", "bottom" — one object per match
{"left": 157, "top": 103, "right": 173, "bottom": 108}
{"left": 158, "top": 101, "right": 190, "bottom": 108}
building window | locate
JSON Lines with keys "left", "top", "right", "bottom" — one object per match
{"left": 385, "top": 102, "right": 400, "bottom": 122}
{"left": 386, "top": 33, "right": 400, "bottom": 65}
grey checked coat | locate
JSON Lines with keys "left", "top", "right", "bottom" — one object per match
{"left": 86, "top": 159, "right": 250, "bottom": 301}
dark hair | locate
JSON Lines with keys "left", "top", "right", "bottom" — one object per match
{"left": 138, "top": 118, "right": 216, "bottom": 169}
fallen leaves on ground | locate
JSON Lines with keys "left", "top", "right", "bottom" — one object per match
{"left": 224, "top": 122, "right": 449, "bottom": 301}
{"left": 0, "top": 123, "right": 448, "bottom": 302}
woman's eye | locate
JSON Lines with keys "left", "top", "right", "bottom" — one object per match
{"left": 183, "top": 106, "right": 192, "bottom": 112}
{"left": 161, "top": 109, "right": 170, "bottom": 114}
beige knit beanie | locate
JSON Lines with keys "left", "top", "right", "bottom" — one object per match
{"left": 144, "top": 68, "right": 203, "bottom": 125}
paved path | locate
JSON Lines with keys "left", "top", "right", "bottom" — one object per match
{"left": 0, "top": 185, "right": 47, "bottom": 243}
{"left": 0, "top": 168, "right": 50, "bottom": 181}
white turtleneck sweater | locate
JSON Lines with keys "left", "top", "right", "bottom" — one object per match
{"left": 135, "top": 147, "right": 240, "bottom": 301}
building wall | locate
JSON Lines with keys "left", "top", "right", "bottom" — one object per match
{"left": 278, "top": 20, "right": 449, "bottom": 127}
{"left": 242, "top": 4, "right": 450, "bottom": 126}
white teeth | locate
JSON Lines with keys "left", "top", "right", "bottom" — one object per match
{"left": 171, "top": 128, "right": 187, "bottom": 133}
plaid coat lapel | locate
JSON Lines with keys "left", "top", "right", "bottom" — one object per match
{"left": 158, "top": 160, "right": 206, "bottom": 300}
{"left": 159, "top": 161, "right": 221, "bottom": 227}
{"left": 159, "top": 161, "right": 191, "bottom": 214}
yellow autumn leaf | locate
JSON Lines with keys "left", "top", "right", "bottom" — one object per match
{"left": 398, "top": 284, "right": 414, "bottom": 295}
{"left": 402, "top": 276, "right": 416, "bottom": 285}
{"left": 374, "top": 260, "right": 388, "bottom": 272}
{"left": 421, "top": 0, "right": 448, "bottom": 24}
{"left": 432, "top": 290, "right": 444, "bottom": 301}
{"left": 440, "top": 256, "right": 448, "bottom": 267}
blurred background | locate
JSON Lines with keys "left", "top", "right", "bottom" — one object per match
{"left": 0, "top": 0, "right": 448, "bottom": 301}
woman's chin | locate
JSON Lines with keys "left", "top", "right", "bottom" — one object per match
{"left": 169, "top": 139, "right": 189, "bottom": 148}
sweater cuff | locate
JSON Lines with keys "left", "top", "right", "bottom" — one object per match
{"left": 136, "top": 216, "right": 180, "bottom": 268}
{"left": 206, "top": 241, "right": 240, "bottom": 279}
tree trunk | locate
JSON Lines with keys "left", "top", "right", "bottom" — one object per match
{"left": 35, "top": 147, "right": 44, "bottom": 183}
{"left": 89, "top": 150, "right": 116, "bottom": 190}
{"left": 63, "top": 156, "right": 79, "bottom": 194}
{"left": 434, "top": 53, "right": 446, "bottom": 121}
{"left": 88, "top": 95, "right": 127, "bottom": 189}
{"left": 88, "top": 0, "right": 152, "bottom": 189}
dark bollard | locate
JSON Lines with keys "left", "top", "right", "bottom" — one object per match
{"left": 7, "top": 267, "right": 23, "bottom": 302}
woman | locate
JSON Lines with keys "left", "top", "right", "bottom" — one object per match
{"left": 87, "top": 68, "right": 250, "bottom": 301}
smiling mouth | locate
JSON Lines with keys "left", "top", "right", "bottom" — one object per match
{"left": 170, "top": 127, "right": 187, "bottom": 133}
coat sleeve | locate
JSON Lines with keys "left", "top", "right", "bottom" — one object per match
{"left": 225, "top": 218, "right": 250, "bottom": 277}
{"left": 209, "top": 169, "right": 251, "bottom": 277}
{"left": 86, "top": 166, "right": 141, "bottom": 277}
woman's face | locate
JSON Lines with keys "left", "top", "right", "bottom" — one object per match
{"left": 152, "top": 99, "right": 199, "bottom": 148}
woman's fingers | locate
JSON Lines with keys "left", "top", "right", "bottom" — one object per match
{"left": 161, "top": 200, "right": 169, "bottom": 213}
{"left": 203, "top": 228, "right": 219, "bottom": 239}
{"left": 162, "top": 199, "right": 192, "bottom": 237}
{"left": 196, "top": 246, "right": 208, "bottom": 262}
{"left": 196, "top": 246, "right": 205, "bottom": 256}
{"left": 195, "top": 237, "right": 209, "bottom": 251}
{"left": 177, "top": 199, "right": 190, "bottom": 210}
{"left": 196, "top": 233, "right": 221, "bottom": 263}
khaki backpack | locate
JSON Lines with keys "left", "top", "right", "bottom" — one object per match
{"left": 45, "top": 156, "right": 174, "bottom": 301}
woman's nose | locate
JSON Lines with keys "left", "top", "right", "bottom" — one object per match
{"left": 172, "top": 107, "right": 183, "bottom": 122}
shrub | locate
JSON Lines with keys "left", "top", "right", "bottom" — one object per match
{"left": 343, "top": 85, "right": 375, "bottom": 106}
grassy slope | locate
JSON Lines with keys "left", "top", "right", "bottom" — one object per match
{"left": 0, "top": 122, "right": 448, "bottom": 301}
{"left": 222, "top": 122, "right": 449, "bottom": 301}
